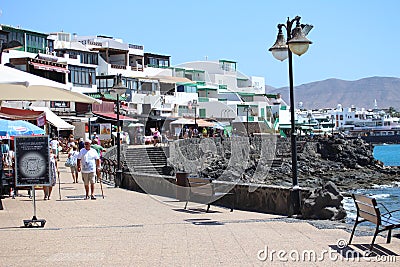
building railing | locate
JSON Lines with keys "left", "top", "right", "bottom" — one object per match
{"left": 111, "top": 64, "right": 127, "bottom": 70}
{"left": 130, "top": 66, "right": 143, "bottom": 71}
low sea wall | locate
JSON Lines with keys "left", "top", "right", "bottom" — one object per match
{"left": 121, "top": 171, "right": 310, "bottom": 216}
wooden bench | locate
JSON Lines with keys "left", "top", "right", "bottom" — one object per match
{"left": 183, "top": 177, "right": 234, "bottom": 212}
{"left": 349, "top": 193, "right": 400, "bottom": 251}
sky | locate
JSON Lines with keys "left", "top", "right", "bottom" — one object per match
{"left": 1, "top": 0, "right": 399, "bottom": 89}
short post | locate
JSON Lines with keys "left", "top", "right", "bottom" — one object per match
{"left": 175, "top": 171, "right": 189, "bottom": 201}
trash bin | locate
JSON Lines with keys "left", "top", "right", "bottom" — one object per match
{"left": 175, "top": 172, "right": 189, "bottom": 201}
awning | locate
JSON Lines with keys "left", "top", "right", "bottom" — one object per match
{"left": 196, "top": 119, "right": 215, "bottom": 127}
{"left": 0, "top": 107, "right": 45, "bottom": 121}
{"left": 94, "top": 112, "right": 138, "bottom": 121}
{"left": 0, "top": 65, "right": 100, "bottom": 104}
{"left": 31, "top": 107, "right": 75, "bottom": 131}
{"left": 29, "top": 62, "right": 70, "bottom": 73}
{"left": 170, "top": 118, "right": 195, "bottom": 125}
{"left": 152, "top": 76, "right": 194, "bottom": 84}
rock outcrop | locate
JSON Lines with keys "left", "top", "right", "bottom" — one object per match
{"left": 301, "top": 181, "right": 347, "bottom": 220}
{"left": 191, "top": 136, "right": 400, "bottom": 191}
{"left": 167, "top": 136, "right": 399, "bottom": 220}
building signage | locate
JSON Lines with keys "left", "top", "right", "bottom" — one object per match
{"left": 99, "top": 123, "right": 112, "bottom": 140}
{"left": 50, "top": 101, "right": 70, "bottom": 108}
{"left": 14, "top": 136, "right": 50, "bottom": 186}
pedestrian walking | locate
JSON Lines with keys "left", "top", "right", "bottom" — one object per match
{"left": 67, "top": 145, "right": 79, "bottom": 183}
{"left": 78, "top": 137, "right": 85, "bottom": 150}
{"left": 77, "top": 139, "right": 100, "bottom": 200}
{"left": 43, "top": 148, "right": 58, "bottom": 200}
{"left": 49, "top": 137, "right": 59, "bottom": 160}
{"left": 91, "top": 139, "right": 106, "bottom": 157}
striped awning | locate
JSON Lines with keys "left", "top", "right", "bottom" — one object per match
{"left": 29, "top": 62, "right": 70, "bottom": 73}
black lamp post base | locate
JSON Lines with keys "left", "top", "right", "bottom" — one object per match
{"left": 288, "top": 188, "right": 302, "bottom": 217}
{"left": 23, "top": 216, "right": 46, "bottom": 228}
{"left": 115, "top": 170, "right": 123, "bottom": 187}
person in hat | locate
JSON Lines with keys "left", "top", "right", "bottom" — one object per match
{"left": 77, "top": 139, "right": 100, "bottom": 200}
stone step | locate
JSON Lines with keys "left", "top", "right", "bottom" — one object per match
{"left": 124, "top": 146, "right": 168, "bottom": 175}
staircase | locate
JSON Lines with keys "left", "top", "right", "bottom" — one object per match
{"left": 125, "top": 146, "right": 168, "bottom": 175}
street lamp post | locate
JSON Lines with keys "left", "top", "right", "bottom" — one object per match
{"left": 192, "top": 100, "right": 198, "bottom": 129}
{"left": 86, "top": 105, "right": 93, "bottom": 140}
{"left": 331, "top": 115, "right": 335, "bottom": 135}
{"left": 269, "top": 16, "right": 312, "bottom": 215}
{"left": 244, "top": 106, "right": 251, "bottom": 136}
{"left": 110, "top": 74, "right": 126, "bottom": 188}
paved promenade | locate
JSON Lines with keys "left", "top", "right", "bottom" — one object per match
{"left": 0, "top": 153, "right": 399, "bottom": 266}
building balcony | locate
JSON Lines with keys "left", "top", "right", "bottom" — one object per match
{"left": 111, "top": 64, "right": 127, "bottom": 70}
{"left": 131, "top": 66, "right": 143, "bottom": 71}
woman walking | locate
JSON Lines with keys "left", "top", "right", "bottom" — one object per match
{"left": 68, "top": 145, "right": 79, "bottom": 183}
{"left": 43, "top": 148, "right": 58, "bottom": 200}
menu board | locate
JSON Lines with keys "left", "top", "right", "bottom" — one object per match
{"left": 14, "top": 136, "right": 50, "bottom": 186}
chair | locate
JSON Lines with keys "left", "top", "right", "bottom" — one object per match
{"left": 349, "top": 193, "right": 400, "bottom": 251}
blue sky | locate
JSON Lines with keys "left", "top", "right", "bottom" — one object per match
{"left": 1, "top": 0, "right": 399, "bottom": 88}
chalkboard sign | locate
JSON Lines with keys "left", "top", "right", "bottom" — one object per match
{"left": 15, "top": 136, "right": 50, "bottom": 186}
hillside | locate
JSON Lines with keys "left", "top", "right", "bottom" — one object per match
{"left": 267, "top": 77, "right": 400, "bottom": 110}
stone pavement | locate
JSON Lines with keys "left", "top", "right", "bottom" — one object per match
{"left": 0, "top": 153, "right": 399, "bottom": 266}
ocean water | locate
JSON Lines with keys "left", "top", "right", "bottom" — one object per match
{"left": 343, "top": 144, "right": 400, "bottom": 223}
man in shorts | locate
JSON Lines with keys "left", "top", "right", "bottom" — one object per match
{"left": 77, "top": 139, "right": 100, "bottom": 200}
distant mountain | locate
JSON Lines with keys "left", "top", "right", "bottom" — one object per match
{"left": 267, "top": 77, "right": 400, "bottom": 110}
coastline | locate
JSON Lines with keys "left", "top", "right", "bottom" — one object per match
{"left": 198, "top": 136, "right": 400, "bottom": 192}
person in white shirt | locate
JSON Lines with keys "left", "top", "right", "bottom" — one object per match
{"left": 49, "top": 137, "right": 59, "bottom": 160}
{"left": 77, "top": 139, "right": 100, "bottom": 200}
{"left": 67, "top": 145, "right": 79, "bottom": 183}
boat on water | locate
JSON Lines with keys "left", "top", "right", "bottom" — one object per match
{"left": 345, "top": 127, "right": 400, "bottom": 144}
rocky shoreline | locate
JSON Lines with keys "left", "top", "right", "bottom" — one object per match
{"left": 167, "top": 136, "right": 399, "bottom": 220}
{"left": 198, "top": 136, "right": 400, "bottom": 192}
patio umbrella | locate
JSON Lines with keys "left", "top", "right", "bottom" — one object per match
{"left": 170, "top": 118, "right": 195, "bottom": 125}
{"left": 0, "top": 119, "right": 45, "bottom": 139}
{"left": 0, "top": 65, "right": 100, "bottom": 104}
{"left": 127, "top": 122, "right": 145, "bottom": 127}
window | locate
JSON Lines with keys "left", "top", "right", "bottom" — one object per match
{"left": 69, "top": 65, "right": 96, "bottom": 87}
{"left": 47, "top": 40, "right": 54, "bottom": 53}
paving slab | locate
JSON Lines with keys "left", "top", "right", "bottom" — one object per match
{"left": 0, "top": 153, "right": 399, "bottom": 266}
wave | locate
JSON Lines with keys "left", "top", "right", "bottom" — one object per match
{"left": 342, "top": 196, "right": 356, "bottom": 221}
{"left": 370, "top": 193, "right": 391, "bottom": 199}
{"left": 372, "top": 184, "right": 393, "bottom": 189}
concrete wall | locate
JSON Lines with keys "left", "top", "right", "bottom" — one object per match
{"left": 121, "top": 171, "right": 310, "bottom": 216}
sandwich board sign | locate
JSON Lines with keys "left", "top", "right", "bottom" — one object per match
{"left": 15, "top": 135, "right": 50, "bottom": 187}
{"left": 14, "top": 135, "right": 49, "bottom": 228}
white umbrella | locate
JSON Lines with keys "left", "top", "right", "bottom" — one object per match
{"left": 0, "top": 65, "right": 100, "bottom": 104}
{"left": 170, "top": 118, "right": 195, "bottom": 125}
{"left": 128, "top": 122, "right": 144, "bottom": 127}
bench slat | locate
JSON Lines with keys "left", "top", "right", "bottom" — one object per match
{"left": 356, "top": 201, "right": 378, "bottom": 215}
{"left": 353, "top": 194, "right": 377, "bottom": 206}
{"left": 359, "top": 210, "right": 379, "bottom": 225}
{"left": 191, "top": 186, "right": 213, "bottom": 196}
{"left": 188, "top": 178, "right": 211, "bottom": 184}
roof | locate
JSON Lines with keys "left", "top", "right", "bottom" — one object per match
{"left": 31, "top": 107, "right": 75, "bottom": 130}
{"left": 93, "top": 112, "right": 138, "bottom": 121}
{"left": 217, "top": 93, "right": 243, "bottom": 102}
{"left": 29, "top": 61, "right": 70, "bottom": 73}
{"left": 0, "top": 107, "right": 45, "bottom": 120}
{"left": 135, "top": 76, "right": 194, "bottom": 85}
{"left": 86, "top": 93, "right": 127, "bottom": 102}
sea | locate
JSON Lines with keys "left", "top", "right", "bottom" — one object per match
{"left": 343, "top": 144, "right": 400, "bottom": 223}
